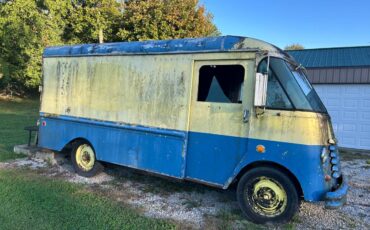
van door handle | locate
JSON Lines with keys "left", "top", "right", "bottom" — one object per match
{"left": 243, "top": 109, "right": 249, "bottom": 123}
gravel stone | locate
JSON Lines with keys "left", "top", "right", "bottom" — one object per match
{"left": 1, "top": 153, "right": 369, "bottom": 229}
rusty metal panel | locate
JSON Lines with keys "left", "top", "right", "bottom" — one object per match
{"left": 188, "top": 59, "right": 254, "bottom": 138}
{"left": 41, "top": 52, "right": 256, "bottom": 132}
{"left": 43, "top": 36, "right": 282, "bottom": 58}
{"left": 42, "top": 55, "right": 192, "bottom": 131}
{"left": 249, "top": 110, "right": 329, "bottom": 146}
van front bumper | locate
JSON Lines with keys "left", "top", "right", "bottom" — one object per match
{"left": 325, "top": 176, "right": 348, "bottom": 209}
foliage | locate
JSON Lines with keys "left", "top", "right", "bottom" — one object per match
{"left": 64, "top": 0, "right": 124, "bottom": 44}
{"left": 0, "top": 0, "right": 218, "bottom": 95}
{"left": 0, "top": 0, "right": 63, "bottom": 93}
{"left": 284, "top": 43, "right": 305, "bottom": 50}
{"left": 118, "top": 0, "right": 219, "bottom": 41}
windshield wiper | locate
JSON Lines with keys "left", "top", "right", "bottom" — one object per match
{"left": 295, "top": 63, "right": 305, "bottom": 71}
{"left": 295, "top": 64, "right": 308, "bottom": 74}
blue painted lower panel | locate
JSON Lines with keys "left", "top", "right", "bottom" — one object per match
{"left": 186, "top": 132, "right": 248, "bottom": 186}
{"left": 38, "top": 116, "right": 186, "bottom": 178}
{"left": 39, "top": 115, "right": 333, "bottom": 201}
{"left": 186, "top": 132, "right": 328, "bottom": 201}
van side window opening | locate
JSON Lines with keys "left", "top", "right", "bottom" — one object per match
{"left": 197, "top": 65, "right": 245, "bottom": 103}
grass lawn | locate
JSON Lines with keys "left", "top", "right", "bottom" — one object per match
{"left": 0, "top": 98, "right": 175, "bottom": 229}
{"left": 0, "top": 169, "right": 174, "bottom": 230}
{"left": 0, "top": 98, "right": 39, "bottom": 161}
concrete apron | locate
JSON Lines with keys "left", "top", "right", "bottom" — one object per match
{"left": 13, "top": 144, "right": 65, "bottom": 166}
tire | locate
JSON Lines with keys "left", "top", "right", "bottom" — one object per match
{"left": 71, "top": 141, "right": 103, "bottom": 177}
{"left": 237, "top": 167, "right": 299, "bottom": 224}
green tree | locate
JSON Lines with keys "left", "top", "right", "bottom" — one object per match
{"left": 64, "top": 0, "right": 124, "bottom": 44}
{"left": 0, "top": 0, "right": 63, "bottom": 94}
{"left": 0, "top": 0, "right": 219, "bottom": 94}
{"left": 118, "top": 0, "right": 219, "bottom": 41}
{"left": 284, "top": 43, "right": 305, "bottom": 50}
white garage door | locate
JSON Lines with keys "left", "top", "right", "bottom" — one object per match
{"left": 314, "top": 84, "right": 370, "bottom": 150}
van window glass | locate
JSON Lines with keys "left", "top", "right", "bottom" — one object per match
{"left": 257, "top": 60, "right": 293, "bottom": 109}
{"left": 258, "top": 58, "right": 326, "bottom": 113}
{"left": 198, "top": 65, "right": 244, "bottom": 103}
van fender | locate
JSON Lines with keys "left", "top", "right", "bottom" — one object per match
{"left": 223, "top": 156, "right": 303, "bottom": 198}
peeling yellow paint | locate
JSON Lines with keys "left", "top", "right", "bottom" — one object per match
{"left": 42, "top": 55, "right": 192, "bottom": 130}
{"left": 249, "top": 110, "right": 330, "bottom": 146}
{"left": 41, "top": 51, "right": 329, "bottom": 147}
{"left": 189, "top": 59, "right": 255, "bottom": 138}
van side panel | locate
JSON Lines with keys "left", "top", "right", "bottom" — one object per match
{"left": 39, "top": 115, "right": 186, "bottom": 178}
{"left": 185, "top": 131, "right": 326, "bottom": 201}
{"left": 40, "top": 55, "right": 192, "bottom": 178}
{"left": 186, "top": 131, "right": 248, "bottom": 186}
{"left": 41, "top": 55, "right": 191, "bottom": 131}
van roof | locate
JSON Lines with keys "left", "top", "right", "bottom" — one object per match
{"left": 43, "top": 36, "right": 285, "bottom": 57}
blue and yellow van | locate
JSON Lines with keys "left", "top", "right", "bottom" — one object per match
{"left": 38, "top": 36, "right": 348, "bottom": 223}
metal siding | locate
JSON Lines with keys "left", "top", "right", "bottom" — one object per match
{"left": 312, "top": 69, "right": 319, "bottom": 83}
{"left": 339, "top": 68, "right": 347, "bottom": 83}
{"left": 314, "top": 84, "right": 370, "bottom": 150}
{"left": 327, "top": 68, "right": 334, "bottom": 83}
{"left": 288, "top": 46, "right": 370, "bottom": 68}
{"left": 359, "top": 68, "right": 366, "bottom": 82}
{"left": 361, "top": 68, "right": 370, "bottom": 82}
{"left": 353, "top": 68, "right": 361, "bottom": 83}
{"left": 307, "top": 69, "right": 314, "bottom": 82}
{"left": 306, "top": 67, "right": 370, "bottom": 84}
{"left": 347, "top": 68, "right": 354, "bottom": 83}
{"left": 333, "top": 69, "right": 341, "bottom": 83}
{"left": 319, "top": 68, "right": 326, "bottom": 83}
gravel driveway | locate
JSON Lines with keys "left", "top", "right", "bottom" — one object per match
{"left": 1, "top": 150, "right": 369, "bottom": 229}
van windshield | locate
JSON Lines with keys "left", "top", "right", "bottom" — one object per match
{"left": 258, "top": 57, "right": 327, "bottom": 113}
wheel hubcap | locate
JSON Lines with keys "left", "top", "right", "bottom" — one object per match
{"left": 76, "top": 144, "right": 95, "bottom": 171}
{"left": 246, "top": 176, "right": 287, "bottom": 217}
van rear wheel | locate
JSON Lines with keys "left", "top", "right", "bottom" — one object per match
{"left": 237, "top": 167, "right": 299, "bottom": 224}
{"left": 71, "top": 141, "right": 103, "bottom": 177}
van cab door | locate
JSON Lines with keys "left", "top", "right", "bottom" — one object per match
{"left": 185, "top": 59, "right": 254, "bottom": 186}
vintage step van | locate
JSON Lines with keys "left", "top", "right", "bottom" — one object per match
{"left": 38, "top": 36, "right": 348, "bottom": 223}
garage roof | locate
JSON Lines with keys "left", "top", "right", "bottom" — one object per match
{"left": 287, "top": 46, "right": 370, "bottom": 68}
{"left": 287, "top": 46, "right": 370, "bottom": 84}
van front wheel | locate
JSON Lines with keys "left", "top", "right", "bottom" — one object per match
{"left": 237, "top": 167, "right": 299, "bottom": 224}
{"left": 71, "top": 141, "right": 103, "bottom": 177}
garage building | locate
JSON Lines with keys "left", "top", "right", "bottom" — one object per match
{"left": 288, "top": 46, "right": 370, "bottom": 150}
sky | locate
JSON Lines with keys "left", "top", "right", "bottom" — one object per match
{"left": 200, "top": 0, "right": 370, "bottom": 49}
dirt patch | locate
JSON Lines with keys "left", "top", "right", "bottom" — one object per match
{"left": 1, "top": 154, "right": 369, "bottom": 229}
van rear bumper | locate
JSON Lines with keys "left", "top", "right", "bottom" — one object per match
{"left": 325, "top": 176, "right": 348, "bottom": 209}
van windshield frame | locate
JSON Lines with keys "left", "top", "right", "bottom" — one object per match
{"left": 258, "top": 57, "right": 327, "bottom": 114}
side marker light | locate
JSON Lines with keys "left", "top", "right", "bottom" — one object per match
{"left": 256, "top": 145, "right": 265, "bottom": 153}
